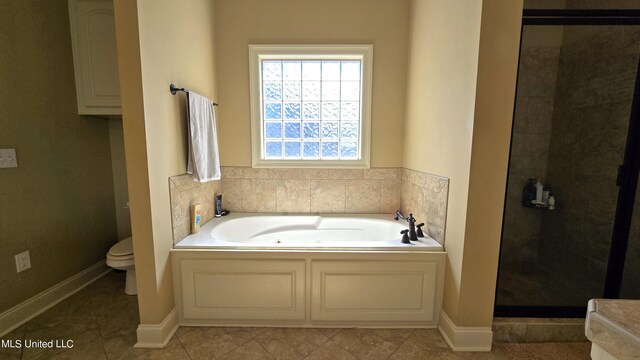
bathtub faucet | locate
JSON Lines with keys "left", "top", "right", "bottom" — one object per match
{"left": 395, "top": 211, "right": 418, "bottom": 241}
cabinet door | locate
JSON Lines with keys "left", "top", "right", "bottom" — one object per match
{"left": 311, "top": 260, "right": 442, "bottom": 324}
{"left": 179, "top": 259, "right": 306, "bottom": 321}
{"left": 69, "top": 0, "right": 120, "bottom": 115}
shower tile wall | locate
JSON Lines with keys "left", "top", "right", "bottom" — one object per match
{"left": 539, "top": 24, "right": 640, "bottom": 302}
{"left": 169, "top": 167, "right": 450, "bottom": 245}
{"left": 499, "top": 20, "right": 640, "bottom": 306}
{"left": 498, "top": 26, "right": 562, "bottom": 304}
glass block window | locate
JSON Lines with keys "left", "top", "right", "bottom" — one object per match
{"left": 250, "top": 45, "right": 372, "bottom": 168}
{"left": 261, "top": 60, "right": 362, "bottom": 160}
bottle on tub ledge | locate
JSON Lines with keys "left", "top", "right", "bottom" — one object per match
{"left": 191, "top": 203, "right": 202, "bottom": 234}
{"left": 214, "top": 193, "right": 230, "bottom": 217}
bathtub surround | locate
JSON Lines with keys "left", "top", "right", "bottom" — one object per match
{"left": 170, "top": 175, "right": 221, "bottom": 244}
{"left": 169, "top": 167, "right": 450, "bottom": 245}
{"left": 171, "top": 215, "right": 446, "bottom": 330}
{"left": 0, "top": 0, "right": 117, "bottom": 315}
{"left": 401, "top": 168, "right": 449, "bottom": 244}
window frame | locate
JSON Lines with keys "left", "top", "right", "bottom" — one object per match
{"left": 249, "top": 44, "right": 373, "bottom": 168}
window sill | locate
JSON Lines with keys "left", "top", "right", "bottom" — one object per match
{"left": 252, "top": 159, "right": 370, "bottom": 169}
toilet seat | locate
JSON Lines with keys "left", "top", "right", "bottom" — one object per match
{"left": 109, "top": 237, "right": 133, "bottom": 256}
{"left": 106, "top": 237, "right": 135, "bottom": 271}
{"left": 105, "top": 237, "right": 137, "bottom": 295}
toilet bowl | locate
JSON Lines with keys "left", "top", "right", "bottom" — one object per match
{"left": 106, "top": 237, "right": 137, "bottom": 295}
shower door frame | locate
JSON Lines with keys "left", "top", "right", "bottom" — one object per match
{"left": 495, "top": 9, "right": 640, "bottom": 318}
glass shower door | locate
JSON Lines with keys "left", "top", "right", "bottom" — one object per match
{"left": 495, "top": 23, "right": 640, "bottom": 314}
{"left": 620, "top": 182, "right": 640, "bottom": 299}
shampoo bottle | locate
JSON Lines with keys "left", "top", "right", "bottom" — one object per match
{"left": 191, "top": 203, "right": 202, "bottom": 234}
{"left": 215, "top": 194, "right": 223, "bottom": 217}
{"left": 534, "top": 179, "right": 544, "bottom": 204}
{"left": 523, "top": 179, "right": 536, "bottom": 207}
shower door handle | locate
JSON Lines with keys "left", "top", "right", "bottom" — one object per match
{"left": 616, "top": 164, "right": 627, "bottom": 187}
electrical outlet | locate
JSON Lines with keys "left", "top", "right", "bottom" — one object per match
{"left": 15, "top": 251, "right": 31, "bottom": 273}
{"left": 0, "top": 149, "right": 18, "bottom": 168}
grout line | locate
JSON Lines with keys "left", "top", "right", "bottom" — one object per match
{"left": 384, "top": 337, "right": 409, "bottom": 360}
{"left": 174, "top": 329, "right": 194, "bottom": 360}
{"left": 254, "top": 337, "right": 276, "bottom": 360}
{"left": 214, "top": 332, "right": 253, "bottom": 360}
{"left": 300, "top": 328, "right": 344, "bottom": 360}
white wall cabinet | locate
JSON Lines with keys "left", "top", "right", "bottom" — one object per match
{"left": 68, "top": 0, "right": 121, "bottom": 115}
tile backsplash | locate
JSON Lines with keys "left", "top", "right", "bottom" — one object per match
{"left": 220, "top": 167, "right": 402, "bottom": 215}
{"left": 400, "top": 168, "right": 449, "bottom": 244}
{"left": 169, "top": 167, "right": 448, "bottom": 245}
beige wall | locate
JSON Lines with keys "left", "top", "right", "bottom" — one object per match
{"left": 458, "top": 0, "right": 522, "bottom": 326}
{"left": 109, "top": 119, "right": 132, "bottom": 240}
{"left": 0, "top": 0, "right": 117, "bottom": 313}
{"left": 403, "top": 0, "right": 522, "bottom": 327}
{"left": 114, "top": 0, "right": 217, "bottom": 325}
{"left": 214, "top": 0, "right": 410, "bottom": 167}
{"left": 403, "top": 0, "right": 482, "bottom": 324}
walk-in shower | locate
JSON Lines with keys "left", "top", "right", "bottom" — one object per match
{"left": 496, "top": 8, "right": 640, "bottom": 317}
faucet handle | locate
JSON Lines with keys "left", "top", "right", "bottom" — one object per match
{"left": 400, "top": 229, "right": 411, "bottom": 244}
{"left": 416, "top": 223, "right": 425, "bottom": 237}
{"left": 407, "top": 213, "right": 416, "bottom": 224}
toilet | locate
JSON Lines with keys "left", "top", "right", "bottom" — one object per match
{"left": 106, "top": 237, "right": 137, "bottom": 295}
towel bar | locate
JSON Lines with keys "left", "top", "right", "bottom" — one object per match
{"left": 170, "top": 84, "right": 218, "bottom": 106}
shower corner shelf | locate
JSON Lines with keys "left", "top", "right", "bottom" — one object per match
{"left": 523, "top": 202, "right": 558, "bottom": 210}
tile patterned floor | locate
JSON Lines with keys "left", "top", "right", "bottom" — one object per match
{"left": 1, "top": 271, "right": 592, "bottom": 360}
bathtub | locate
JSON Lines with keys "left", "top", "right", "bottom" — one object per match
{"left": 175, "top": 213, "right": 444, "bottom": 251}
{"left": 172, "top": 213, "right": 446, "bottom": 328}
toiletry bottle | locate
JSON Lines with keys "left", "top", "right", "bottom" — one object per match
{"left": 542, "top": 185, "right": 551, "bottom": 205}
{"left": 523, "top": 179, "right": 536, "bottom": 207}
{"left": 534, "top": 179, "right": 544, "bottom": 204}
{"left": 191, "top": 204, "right": 202, "bottom": 233}
{"left": 215, "top": 194, "right": 223, "bottom": 217}
{"left": 548, "top": 196, "right": 556, "bottom": 210}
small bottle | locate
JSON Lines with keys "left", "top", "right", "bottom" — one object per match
{"left": 548, "top": 196, "right": 556, "bottom": 210}
{"left": 215, "top": 194, "right": 223, "bottom": 217}
{"left": 534, "top": 179, "right": 544, "bottom": 204}
{"left": 191, "top": 204, "right": 202, "bottom": 233}
{"left": 523, "top": 179, "right": 536, "bottom": 207}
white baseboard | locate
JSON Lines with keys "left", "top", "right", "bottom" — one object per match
{"left": 135, "top": 308, "right": 178, "bottom": 348}
{"left": 0, "top": 261, "right": 110, "bottom": 337}
{"left": 438, "top": 310, "right": 493, "bottom": 352}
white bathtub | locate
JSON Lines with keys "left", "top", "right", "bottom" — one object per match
{"left": 172, "top": 213, "right": 446, "bottom": 328}
{"left": 175, "top": 213, "right": 444, "bottom": 251}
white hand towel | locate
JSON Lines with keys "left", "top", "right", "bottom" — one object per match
{"left": 187, "top": 91, "right": 221, "bottom": 182}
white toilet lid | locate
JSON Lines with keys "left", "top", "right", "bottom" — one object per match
{"left": 109, "top": 237, "right": 133, "bottom": 256}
